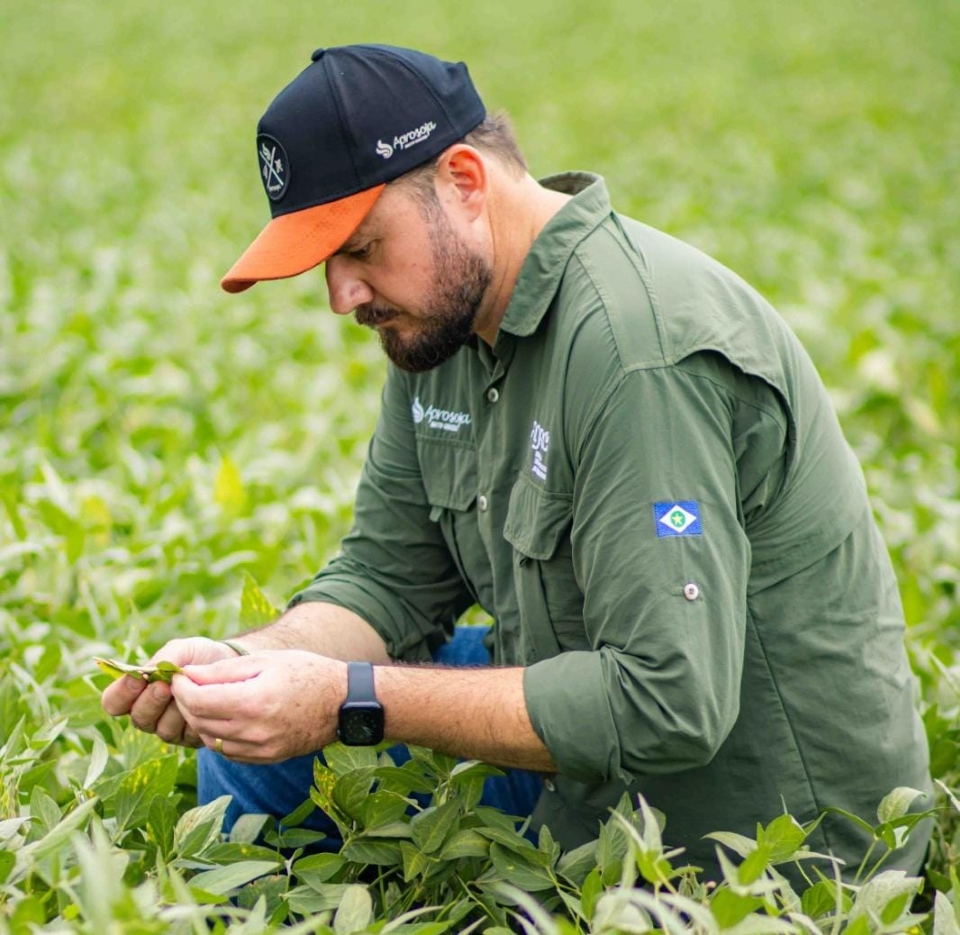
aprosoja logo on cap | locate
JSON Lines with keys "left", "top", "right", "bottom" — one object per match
{"left": 376, "top": 121, "right": 438, "bottom": 160}
{"left": 258, "top": 135, "right": 289, "bottom": 201}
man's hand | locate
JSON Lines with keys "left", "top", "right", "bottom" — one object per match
{"left": 172, "top": 651, "right": 347, "bottom": 764}
{"left": 101, "top": 638, "right": 238, "bottom": 747}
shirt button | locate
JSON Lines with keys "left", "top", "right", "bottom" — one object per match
{"left": 486, "top": 387, "right": 500, "bottom": 403}
{"left": 543, "top": 778, "right": 557, "bottom": 793}
{"left": 477, "top": 494, "right": 489, "bottom": 512}
{"left": 683, "top": 582, "right": 700, "bottom": 601}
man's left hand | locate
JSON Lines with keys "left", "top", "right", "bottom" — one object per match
{"left": 173, "top": 651, "right": 347, "bottom": 763}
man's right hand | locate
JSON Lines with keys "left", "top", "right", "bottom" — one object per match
{"left": 101, "top": 637, "right": 238, "bottom": 747}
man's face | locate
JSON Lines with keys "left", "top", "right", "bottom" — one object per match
{"left": 324, "top": 184, "right": 492, "bottom": 373}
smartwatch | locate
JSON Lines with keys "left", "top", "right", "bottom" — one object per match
{"left": 337, "top": 662, "right": 385, "bottom": 746}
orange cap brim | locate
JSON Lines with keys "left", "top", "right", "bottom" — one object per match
{"left": 220, "top": 184, "right": 386, "bottom": 293}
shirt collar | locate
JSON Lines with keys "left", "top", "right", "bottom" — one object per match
{"left": 495, "top": 172, "right": 612, "bottom": 342}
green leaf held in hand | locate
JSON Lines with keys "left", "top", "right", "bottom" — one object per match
{"left": 94, "top": 657, "right": 184, "bottom": 683}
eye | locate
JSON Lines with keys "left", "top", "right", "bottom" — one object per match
{"left": 347, "top": 241, "right": 374, "bottom": 261}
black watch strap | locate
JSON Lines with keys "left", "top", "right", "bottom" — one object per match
{"left": 346, "top": 661, "right": 376, "bottom": 701}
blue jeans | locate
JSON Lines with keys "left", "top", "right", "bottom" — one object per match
{"left": 197, "top": 625, "right": 543, "bottom": 838}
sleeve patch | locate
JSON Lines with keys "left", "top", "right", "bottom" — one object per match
{"left": 653, "top": 501, "right": 703, "bottom": 537}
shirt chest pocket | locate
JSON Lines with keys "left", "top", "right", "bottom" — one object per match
{"left": 503, "top": 477, "right": 588, "bottom": 662}
{"left": 419, "top": 438, "right": 481, "bottom": 602}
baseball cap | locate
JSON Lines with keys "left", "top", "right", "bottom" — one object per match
{"left": 221, "top": 44, "right": 487, "bottom": 293}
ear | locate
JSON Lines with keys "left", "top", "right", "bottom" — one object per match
{"left": 435, "top": 144, "right": 487, "bottom": 221}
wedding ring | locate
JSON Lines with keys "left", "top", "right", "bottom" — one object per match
{"left": 214, "top": 737, "right": 224, "bottom": 754}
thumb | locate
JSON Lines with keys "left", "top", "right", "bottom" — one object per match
{"left": 179, "top": 654, "right": 265, "bottom": 686}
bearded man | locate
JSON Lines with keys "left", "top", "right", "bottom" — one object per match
{"left": 103, "top": 44, "right": 932, "bottom": 883}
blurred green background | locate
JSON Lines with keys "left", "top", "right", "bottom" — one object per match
{"left": 1, "top": 0, "right": 958, "bottom": 774}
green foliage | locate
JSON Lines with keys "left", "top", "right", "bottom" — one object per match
{"left": 1, "top": 0, "right": 959, "bottom": 930}
{"left": 0, "top": 729, "right": 951, "bottom": 933}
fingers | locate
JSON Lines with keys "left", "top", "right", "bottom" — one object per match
{"left": 154, "top": 697, "right": 198, "bottom": 746}
{"left": 101, "top": 674, "right": 148, "bottom": 716}
{"left": 197, "top": 732, "right": 281, "bottom": 765}
{"left": 181, "top": 654, "right": 264, "bottom": 686}
{"left": 128, "top": 681, "right": 176, "bottom": 735}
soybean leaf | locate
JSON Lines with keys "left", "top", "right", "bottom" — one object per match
{"left": 93, "top": 656, "right": 183, "bottom": 683}
{"left": 361, "top": 791, "right": 411, "bottom": 830}
{"left": 934, "top": 890, "right": 960, "bottom": 935}
{"left": 711, "top": 889, "right": 765, "bottom": 928}
{"left": 147, "top": 794, "right": 180, "bottom": 860}
{"left": 580, "top": 867, "right": 603, "bottom": 922}
{"left": 333, "top": 883, "right": 373, "bottom": 935}
{"left": 757, "top": 814, "right": 807, "bottom": 863}
{"left": 189, "top": 860, "right": 279, "bottom": 896}
{"left": 400, "top": 840, "right": 433, "bottom": 881}
{"left": 293, "top": 853, "right": 346, "bottom": 891}
{"left": 285, "top": 883, "right": 346, "bottom": 916}
{"left": 411, "top": 801, "right": 461, "bottom": 855}
{"left": 325, "top": 743, "right": 379, "bottom": 775}
{"left": 342, "top": 837, "right": 402, "bottom": 866}
{"left": 114, "top": 754, "right": 180, "bottom": 835}
{"left": 439, "top": 829, "right": 490, "bottom": 860}
{"left": 876, "top": 786, "right": 926, "bottom": 824}
{"left": 229, "top": 812, "right": 271, "bottom": 845}
{"left": 488, "top": 842, "right": 555, "bottom": 892}
{"left": 204, "top": 843, "right": 283, "bottom": 865}
{"left": 704, "top": 831, "right": 758, "bottom": 859}
{"left": 0, "top": 852, "right": 15, "bottom": 887}
{"left": 174, "top": 795, "right": 232, "bottom": 859}
{"left": 801, "top": 879, "right": 852, "bottom": 919}
{"left": 556, "top": 839, "right": 599, "bottom": 885}
{"left": 239, "top": 572, "right": 277, "bottom": 628}
{"left": 82, "top": 733, "right": 109, "bottom": 789}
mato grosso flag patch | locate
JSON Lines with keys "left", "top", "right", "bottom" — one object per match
{"left": 653, "top": 501, "right": 703, "bottom": 537}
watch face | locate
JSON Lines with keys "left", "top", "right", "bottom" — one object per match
{"left": 339, "top": 704, "right": 384, "bottom": 746}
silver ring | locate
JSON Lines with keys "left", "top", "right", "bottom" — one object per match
{"left": 214, "top": 737, "right": 224, "bottom": 755}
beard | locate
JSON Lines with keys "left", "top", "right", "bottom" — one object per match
{"left": 354, "top": 207, "right": 492, "bottom": 373}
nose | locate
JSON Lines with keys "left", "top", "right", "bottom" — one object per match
{"left": 325, "top": 257, "right": 374, "bottom": 315}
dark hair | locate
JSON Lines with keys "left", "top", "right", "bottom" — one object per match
{"left": 391, "top": 111, "right": 528, "bottom": 209}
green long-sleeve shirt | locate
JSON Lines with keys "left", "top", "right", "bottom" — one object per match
{"left": 291, "top": 173, "right": 932, "bottom": 880}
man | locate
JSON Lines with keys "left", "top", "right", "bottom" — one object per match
{"left": 103, "top": 43, "right": 932, "bottom": 881}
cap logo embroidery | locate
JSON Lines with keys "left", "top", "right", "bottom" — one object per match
{"left": 257, "top": 136, "right": 289, "bottom": 201}
{"left": 653, "top": 501, "right": 703, "bottom": 537}
{"left": 377, "top": 120, "right": 438, "bottom": 160}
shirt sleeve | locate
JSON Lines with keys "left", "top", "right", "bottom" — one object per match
{"left": 523, "top": 355, "right": 787, "bottom": 784}
{"left": 289, "top": 368, "right": 474, "bottom": 661}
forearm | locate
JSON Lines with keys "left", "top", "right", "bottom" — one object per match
{"left": 228, "top": 601, "right": 391, "bottom": 663}
{"left": 375, "top": 663, "right": 557, "bottom": 772}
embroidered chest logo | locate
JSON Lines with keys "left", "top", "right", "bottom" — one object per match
{"left": 530, "top": 421, "right": 550, "bottom": 481}
{"left": 653, "top": 501, "right": 703, "bottom": 538}
{"left": 411, "top": 396, "right": 471, "bottom": 434}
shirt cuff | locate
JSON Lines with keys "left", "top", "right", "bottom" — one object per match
{"left": 523, "top": 650, "right": 623, "bottom": 784}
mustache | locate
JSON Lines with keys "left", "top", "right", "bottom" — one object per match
{"left": 355, "top": 305, "right": 400, "bottom": 328}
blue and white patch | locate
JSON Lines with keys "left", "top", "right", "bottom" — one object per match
{"left": 653, "top": 501, "right": 703, "bottom": 538}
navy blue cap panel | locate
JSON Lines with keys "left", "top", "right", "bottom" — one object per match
{"left": 253, "top": 44, "right": 485, "bottom": 220}
{"left": 338, "top": 47, "right": 485, "bottom": 187}
{"left": 257, "top": 59, "right": 360, "bottom": 218}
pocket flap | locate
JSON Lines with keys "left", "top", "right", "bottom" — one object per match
{"left": 419, "top": 438, "right": 478, "bottom": 513}
{"left": 503, "top": 477, "right": 573, "bottom": 559}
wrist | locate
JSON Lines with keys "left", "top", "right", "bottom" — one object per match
{"left": 337, "top": 661, "right": 384, "bottom": 746}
